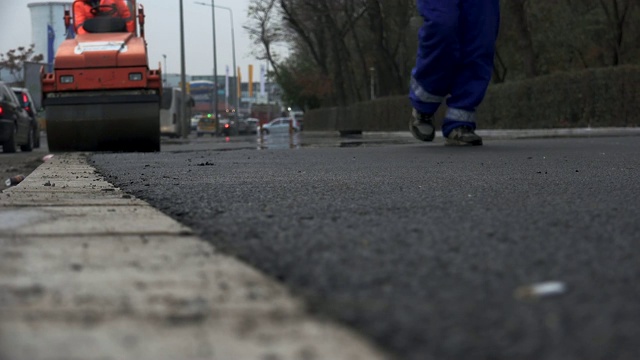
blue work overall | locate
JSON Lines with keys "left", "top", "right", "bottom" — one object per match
{"left": 409, "top": 0, "right": 500, "bottom": 137}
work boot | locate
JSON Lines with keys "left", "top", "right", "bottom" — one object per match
{"left": 445, "top": 126, "right": 483, "bottom": 146}
{"left": 409, "top": 109, "right": 435, "bottom": 142}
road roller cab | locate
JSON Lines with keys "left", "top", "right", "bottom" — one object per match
{"left": 41, "top": 0, "right": 162, "bottom": 152}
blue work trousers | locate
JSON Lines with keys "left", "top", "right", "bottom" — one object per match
{"left": 409, "top": 0, "right": 500, "bottom": 137}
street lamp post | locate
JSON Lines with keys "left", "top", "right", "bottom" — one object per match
{"left": 210, "top": 0, "right": 220, "bottom": 135}
{"left": 194, "top": 1, "right": 237, "bottom": 134}
{"left": 214, "top": 5, "right": 239, "bottom": 131}
{"left": 195, "top": 1, "right": 220, "bottom": 134}
{"left": 179, "top": 0, "right": 187, "bottom": 138}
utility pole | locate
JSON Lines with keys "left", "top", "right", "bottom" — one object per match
{"left": 179, "top": 0, "right": 187, "bottom": 138}
{"left": 211, "top": 0, "right": 219, "bottom": 135}
{"left": 214, "top": 5, "right": 238, "bottom": 131}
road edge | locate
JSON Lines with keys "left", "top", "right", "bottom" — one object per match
{"left": 0, "top": 153, "right": 391, "bottom": 360}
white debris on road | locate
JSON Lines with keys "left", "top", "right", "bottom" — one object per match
{"left": 515, "top": 281, "right": 567, "bottom": 300}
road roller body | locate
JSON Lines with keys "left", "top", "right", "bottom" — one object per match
{"left": 42, "top": 0, "right": 162, "bottom": 152}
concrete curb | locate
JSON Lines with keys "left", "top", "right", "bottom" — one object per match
{"left": 350, "top": 127, "right": 640, "bottom": 140}
{"left": 476, "top": 127, "right": 640, "bottom": 139}
{"left": 0, "top": 153, "right": 389, "bottom": 360}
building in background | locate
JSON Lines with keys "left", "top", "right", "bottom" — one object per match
{"left": 240, "top": 81, "right": 281, "bottom": 112}
{"left": 191, "top": 74, "right": 238, "bottom": 115}
{"left": 0, "top": 69, "right": 12, "bottom": 82}
{"left": 164, "top": 74, "right": 192, "bottom": 89}
{"left": 163, "top": 72, "right": 283, "bottom": 120}
{"left": 28, "top": 2, "right": 72, "bottom": 66}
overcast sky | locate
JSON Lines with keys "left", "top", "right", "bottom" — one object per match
{"left": 0, "top": 0, "right": 270, "bottom": 76}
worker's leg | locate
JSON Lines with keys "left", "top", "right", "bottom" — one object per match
{"left": 409, "top": 0, "right": 460, "bottom": 115}
{"left": 442, "top": 0, "right": 500, "bottom": 137}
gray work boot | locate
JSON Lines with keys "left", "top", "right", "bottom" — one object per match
{"left": 445, "top": 126, "right": 483, "bottom": 146}
{"left": 409, "top": 109, "right": 435, "bottom": 142}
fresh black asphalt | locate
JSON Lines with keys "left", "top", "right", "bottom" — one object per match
{"left": 91, "top": 136, "right": 640, "bottom": 360}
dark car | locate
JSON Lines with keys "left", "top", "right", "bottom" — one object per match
{"left": 241, "top": 118, "right": 259, "bottom": 135}
{"left": 220, "top": 118, "right": 233, "bottom": 136}
{"left": 12, "top": 87, "right": 41, "bottom": 149}
{"left": 221, "top": 118, "right": 244, "bottom": 136}
{"left": 0, "top": 82, "right": 35, "bottom": 153}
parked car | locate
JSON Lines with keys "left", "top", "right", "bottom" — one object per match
{"left": 219, "top": 118, "right": 234, "bottom": 136}
{"left": 190, "top": 114, "right": 202, "bottom": 131}
{"left": 239, "top": 117, "right": 259, "bottom": 135}
{"left": 261, "top": 117, "right": 301, "bottom": 135}
{"left": 0, "top": 82, "right": 35, "bottom": 153}
{"left": 12, "top": 87, "right": 41, "bottom": 148}
{"left": 196, "top": 116, "right": 217, "bottom": 137}
{"left": 221, "top": 118, "right": 254, "bottom": 136}
{"left": 291, "top": 111, "right": 304, "bottom": 131}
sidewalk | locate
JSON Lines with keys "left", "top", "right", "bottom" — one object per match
{"left": 0, "top": 153, "right": 388, "bottom": 360}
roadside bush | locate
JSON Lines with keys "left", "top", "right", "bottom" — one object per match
{"left": 304, "top": 66, "right": 640, "bottom": 132}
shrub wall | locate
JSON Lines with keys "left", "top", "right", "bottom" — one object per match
{"left": 304, "top": 65, "right": 640, "bottom": 132}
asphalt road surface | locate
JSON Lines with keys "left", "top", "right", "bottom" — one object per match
{"left": 89, "top": 135, "right": 640, "bottom": 360}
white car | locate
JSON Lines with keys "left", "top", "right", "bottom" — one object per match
{"left": 261, "top": 117, "right": 300, "bottom": 135}
{"left": 190, "top": 115, "right": 202, "bottom": 131}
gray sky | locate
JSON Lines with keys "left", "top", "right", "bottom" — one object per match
{"left": 0, "top": 0, "right": 268, "bottom": 76}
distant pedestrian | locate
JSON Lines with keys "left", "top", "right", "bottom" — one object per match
{"left": 409, "top": 0, "right": 500, "bottom": 146}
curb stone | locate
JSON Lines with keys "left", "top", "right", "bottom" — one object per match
{"left": 0, "top": 153, "right": 389, "bottom": 360}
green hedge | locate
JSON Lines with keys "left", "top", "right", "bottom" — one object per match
{"left": 304, "top": 65, "right": 640, "bottom": 132}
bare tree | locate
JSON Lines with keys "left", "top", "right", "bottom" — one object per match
{"left": 245, "top": 0, "right": 285, "bottom": 78}
{"left": 598, "top": 0, "right": 634, "bottom": 65}
{"left": 504, "top": 0, "right": 538, "bottom": 78}
{"left": 0, "top": 45, "right": 44, "bottom": 85}
{"left": 244, "top": 0, "right": 640, "bottom": 107}
{"left": 492, "top": 49, "right": 508, "bottom": 83}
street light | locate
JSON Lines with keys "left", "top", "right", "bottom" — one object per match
{"left": 194, "top": 1, "right": 219, "bottom": 135}
{"left": 179, "top": 0, "right": 187, "bottom": 138}
{"left": 211, "top": 0, "right": 220, "bottom": 135}
{"left": 195, "top": 2, "right": 237, "bottom": 134}
{"left": 214, "top": 5, "right": 239, "bottom": 131}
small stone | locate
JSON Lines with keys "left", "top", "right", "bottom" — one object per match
{"left": 71, "top": 263, "right": 83, "bottom": 272}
